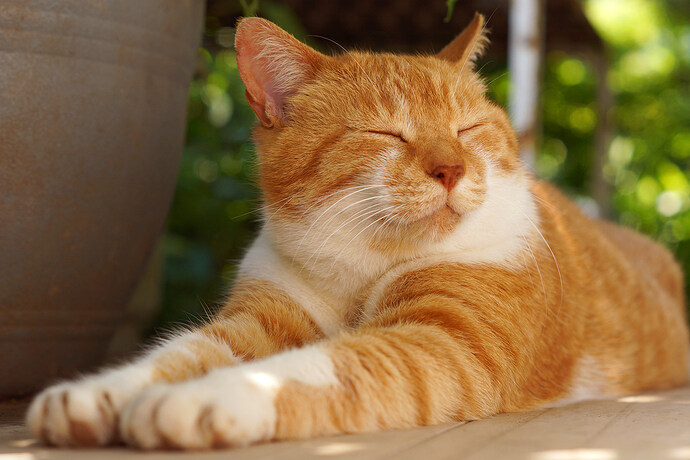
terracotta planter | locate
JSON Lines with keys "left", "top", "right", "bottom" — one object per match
{"left": 0, "top": 0, "right": 205, "bottom": 397}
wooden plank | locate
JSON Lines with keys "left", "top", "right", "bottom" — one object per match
{"left": 586, "top": 386, "right": 690, "bottom": 459}
{"left": 397, "top": 385, "right": 690, "bottom": 460}
{"left": 395, "top": 408, "right": 549, "bottom": 460}
{"left": 460, "top": 400, "right": 632, "bottom": 459}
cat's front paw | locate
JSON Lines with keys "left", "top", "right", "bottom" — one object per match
{"left": 27, "top": 380, "right": 131, "bottom": 446}
{"left": 120, "top": 373, "right": 276, "bottom": 450}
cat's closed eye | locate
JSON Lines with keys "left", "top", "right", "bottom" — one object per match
{"left": 364, "top": 129, "right": 407, "bottom": 143}
{"left": 457, "top": 123, "right": 484, "bottom": 137}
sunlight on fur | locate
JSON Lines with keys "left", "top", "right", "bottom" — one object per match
{"left": 26, "top": 12, "right": 688, "bottom": 451}
{"left": 246, "top": 372, "right": 281, "bottom": 391}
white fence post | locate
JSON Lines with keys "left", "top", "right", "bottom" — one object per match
{"left": 508, "top": 0, "right": 545, "bottom": 171}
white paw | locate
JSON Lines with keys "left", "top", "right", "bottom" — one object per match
{"left": 27, "top": 382, "right": 126, "bottom": 446}
{"left": 26, "top": 367, "right": 151, "bottom": 446}
{"left": 120, "top": 373, "right": 277, "bottom": 450}
{"left": 120, "top": 346, "right": 338, "bottom": 450}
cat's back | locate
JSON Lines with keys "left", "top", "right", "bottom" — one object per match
{"left": 534, "top": 180, "right": 688, "bottom": 392}
{"left": 535, "top": 179, "right": 683, "bottom": 310}
{"left": 596, "top": 219, "right": 684, "bottom": 306}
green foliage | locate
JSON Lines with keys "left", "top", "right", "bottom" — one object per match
{"left": 445, "top": 0, "right": 460, "bottom": 22}
{"left": 540, "top": 53, "right": 598, "bottom": 191}
{"left": 562, "top": 0, "right": 690, "bottom": 287}
{"left": 239, "top": 0, "right": 259, "bottom": 17}
{"left": 158, "top": 49, "right": 259, "bottom": 327}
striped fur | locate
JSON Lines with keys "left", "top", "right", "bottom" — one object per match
{"left": 27, "top": 14, "right": 688, "bottom": 449}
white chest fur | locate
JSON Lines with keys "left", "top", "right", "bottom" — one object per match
{"left": 238, "top": 169, "right": 537, "bottom": 335}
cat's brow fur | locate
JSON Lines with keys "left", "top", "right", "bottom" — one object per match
{"left": 28, "top": 14, "right": 688, "bottom": 450}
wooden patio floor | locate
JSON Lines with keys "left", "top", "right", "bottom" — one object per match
{"left": 2, "top": 385, "right": 690, "bottom": 459}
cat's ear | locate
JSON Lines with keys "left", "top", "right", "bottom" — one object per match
{"left": 437, "top": 13, "right": 488, "bottom": 68}
{"left": 235, "top": 18, "right": 326, "bottom": 128}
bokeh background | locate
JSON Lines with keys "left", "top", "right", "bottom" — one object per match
{"left": 126, "top": 0, "right": 690, "bottom": 342}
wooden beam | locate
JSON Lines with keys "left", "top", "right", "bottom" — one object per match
{"left": 508, "top": 0, "right": 546, "bottom": 171}
{"left": 591, "top": 52, "right": 614, "bottom": 218}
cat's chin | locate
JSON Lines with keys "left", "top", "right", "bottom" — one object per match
{"left": 430, "top": 205, "right": 463, "bottom": 232}
{"left": 408, "top": 205, "right": 463, "bottom": 240}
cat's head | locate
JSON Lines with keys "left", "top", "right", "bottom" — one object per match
{"left": 235, "top": 14, "right": 533, "bottom": 265}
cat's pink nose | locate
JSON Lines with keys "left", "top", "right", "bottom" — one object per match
{"left": 430, "top": 163, "right": 465, "bottom": 191}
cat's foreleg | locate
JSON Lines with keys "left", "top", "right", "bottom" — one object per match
{"left": 121, "top": 301, "right": 507, "bottom": 449}
{"left": 27, "top": 280, "right": 324, "bottom": 447}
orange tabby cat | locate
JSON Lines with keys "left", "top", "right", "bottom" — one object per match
{"left": 27, "top": 14, "right": 688, "bottom": 449}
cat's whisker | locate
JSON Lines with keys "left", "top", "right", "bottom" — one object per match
{"left": 271, "top": 184, "right": 376, "bottom": 220}
{"left": 300, "top": 202, "right": 384, "bottom": 275}
{"left": 475, "top": 60, "right": 494, "bottom": 75}
{"left": 394, "top": 211, "right": 407, "bottom": 237}
{"left": 291, "top": 184, "right": 387, "bottom": 265}
{"left": 329, "top": 212, "right": 398, "bottom": 275}
{"left": 230, "top": 199, "right": 285, "bottom": 224}
{"left": 517, "top": 245, "right": 545, "bottom": 329}
{"left": 291, "top": 188, "right": 387, "bottom": 255}
{"left": 490, "top": 192, "right": 564, "bottom": 312}
{"left": 249, "top": 194, "right": 293, "bottom": 215}
{"left": 519, "top": 245, "right": 535, "bottom": 285}
{"left": 325, "top": 207, "right": 396, "bottom": 275}
{"left": 311, "top": 184, "right": 382, "bottom": 207}
{"left": 293, "top": 185, "right": 378, "bottom": 219}
{"left": 293, "top": 191, "right": 385, "bottom": 244}
{"left": 485, "top": 71, "right": 508, "bottom": 88}
{"left": 306, "top": 204, "right": 395, "bottom": 277}
{"left": 531, "top": 194, "right": 558, "bottom": 212}
{"left": 260, "top": 194, "right": 301, "bottom": 226}
{"left": 242, "top": 191, "right": 313, "bottom": 226}
{"left": 299, "top": 184, "right": 386, "bottom": 216}
{"left": 198, "top": 299, "right": 216, "bottom": 323}
{"left": 371, "top": 206, "right": 405, "bottom": 240}
{"left": 521, "top": 235, "right": 548, "bottom": 316}
{"left": 521, "top": 212, "right": 564, "bottom": 311}
{"left": 368, "top": 210, "right": 399, "bottom": 247}
{"left": 308, "top": 195, "right": 384, "bottom": 238}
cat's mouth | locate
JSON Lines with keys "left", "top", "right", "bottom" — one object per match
{"left": 438, "top": 204, "right": 462, "bottom": 220}
{"left": 415, "top": 204, "right": 463, "bottom": 233}
{"left": 383, "top": 187, "right": 476, "bottom": 238}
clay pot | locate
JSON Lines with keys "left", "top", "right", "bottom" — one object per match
{"left": 0, "top": 0, "right": 205, "bottom": 397}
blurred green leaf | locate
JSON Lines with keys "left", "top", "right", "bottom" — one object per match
{"left": 445, "top": 0, "right": 459, "bottom": 22}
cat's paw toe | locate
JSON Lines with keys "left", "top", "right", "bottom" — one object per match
{"left": 27, "top": 382, "right": 122, "bottom": 447}
{"left": 119, "top": 386, "right": 171, "bottom": 449}
{"left": 121, "top": 377, "right": 276, "bottom": 450}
